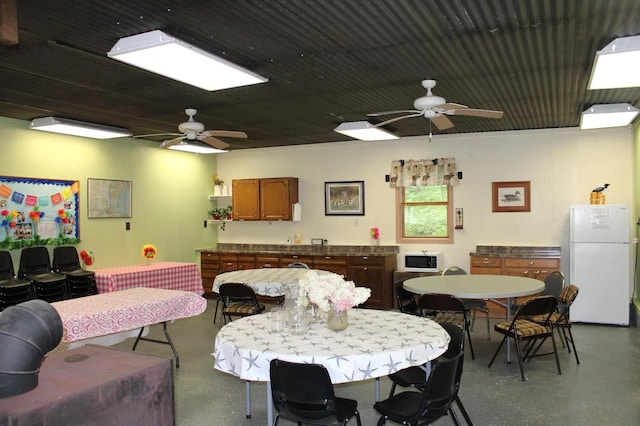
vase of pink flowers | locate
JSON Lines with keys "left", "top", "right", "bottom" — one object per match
{"left": 370, "top": 226, "right": 380, "bottom": 246}
{"left": 297, "top": 270, "right": 371, "bottom": 331}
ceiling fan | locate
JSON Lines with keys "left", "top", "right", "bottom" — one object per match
{"left": 134, "top": 108, "right": 247, "bottom": 150}
{"left": 368, "top": 79, "right": 504, "bottom": 131}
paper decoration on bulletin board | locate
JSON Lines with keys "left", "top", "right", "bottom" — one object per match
{"left": 0, "top": 175, "right": 80, "bottom": 249}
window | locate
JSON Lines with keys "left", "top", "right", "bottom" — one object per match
{"left": 396, "top": 185, "right": 453, "bottom": 243}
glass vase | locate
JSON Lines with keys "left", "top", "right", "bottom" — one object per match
{"left": 327, "top": 305, "right": 348, "bottom": 331}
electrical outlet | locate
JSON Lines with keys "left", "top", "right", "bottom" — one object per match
{"left": 125, "top": 222, "right": 130, "bottom": 231}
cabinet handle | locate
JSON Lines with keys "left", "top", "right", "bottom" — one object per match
{"left": 523, "top": 270, "right": 529, "bottom": 275}
{"left": 534, "top": 270, "right": 541, "bottom": 276}
{"left": 483, "top": 258, "right": 489, "bottom": 264}
{"left": 362, "top": 256, "right": 368, "bottom": 260}
{"left": 528, "top": 260, "right": 534, "bottom": 265}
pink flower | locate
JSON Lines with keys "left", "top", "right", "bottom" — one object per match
{"left": 370, "top": 227, "right": 380, "bottom": 240}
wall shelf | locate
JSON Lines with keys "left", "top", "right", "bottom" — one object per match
{"left": 208, "top": 195, "right": 231, "bottom": 201}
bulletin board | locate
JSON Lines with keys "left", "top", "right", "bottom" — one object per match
{"left": 0, "top": 175, "right": 80, "bottom": 249}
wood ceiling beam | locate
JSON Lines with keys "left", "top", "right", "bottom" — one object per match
{"left": 0, "top": 0, "right": 18, "bottom": 46}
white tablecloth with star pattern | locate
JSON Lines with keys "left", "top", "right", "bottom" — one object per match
{"left": 213, "top": 268, "right": 325, "bottom": 297}
{"left": 213, "top": 308, "right": 450, "bottom": 384}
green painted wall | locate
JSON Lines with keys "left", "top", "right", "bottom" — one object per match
{"left": 0, "top": 117, "right": 218, "bottom": 269}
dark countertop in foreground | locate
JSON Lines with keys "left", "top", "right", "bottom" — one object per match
{"left": 197, "top": 243, "right": 399, "bottom": 256}
{"left": 470, "top": 245, "right": 561, "bottom": 258}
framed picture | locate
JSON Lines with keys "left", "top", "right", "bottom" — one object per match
{"left": 88, "top": 178, "right": 132, "bottom": 218}
{"left": 492, "top": 181, "right": 530, "bottom": 212}
{"left": 324, "top": 181, "right": 365, "bottom": 216}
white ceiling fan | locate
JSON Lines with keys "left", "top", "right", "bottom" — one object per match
{"left": 134, "top": 108, "right": 247, "bottom": 150}
{"left": 368, "top": 79, "right": 504, "bottom": 131}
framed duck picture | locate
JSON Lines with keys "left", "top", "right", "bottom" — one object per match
{"left": 492, "top": 181, "right": 530, "bottom": 212}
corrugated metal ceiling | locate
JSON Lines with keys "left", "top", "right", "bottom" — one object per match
{"left": 0, "top": 0, "right": 639, "bottom": 150}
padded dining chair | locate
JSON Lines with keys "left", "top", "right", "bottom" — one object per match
{"left": 420, "top": 293, "right": 475, "bottom": 360}
{"left": 53, "top": 246, "right": 98, "bottom": 298}
{"left": 386, "top": 322, "right": 473, "bottom": 425}
{"left": 488, "top": 295, "right": 561, "bottom": 381}
{"left": 374, "top": 322, "right": 464, "bottom": 426}
{"left": 395, "top": 280, "right": 421, "bottom": 316}
{"left": 442, "top": 266, "right": 491, "bottom": 339}
{"left": 0, "top": 251, "right": 34, "bottom": 311}
{"left": 218, "top": 282, "right": 265, "bottom": 328}
{"left": 529, "top": 284, "right": 580, "bottom": 364}
{"left": 270, "top": 358, "right": 362, "bottom": 426}
{"left": 18, "top": 247, "right": 68, "bottom": 303}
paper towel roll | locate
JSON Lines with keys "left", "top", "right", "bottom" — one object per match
{"left": 292, "top": 203, "right": 302, "bottom": 221}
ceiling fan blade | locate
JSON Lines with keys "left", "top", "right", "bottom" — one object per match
{"left": 451, "top": 108, "right": 504, "bottom": 119}
{"left": 368, "top": 110, "right": 421, "bottom": 117}
{"left": 159, "top": 136, "right": 185, "bottom": 149}
{"left": 431, "top": 115, "right": 455, "bottom": 130}
{"left": 203, "top": 130, "right": 247, "bottom": 139}
{"left": 200, "top": 136, "right": 230, "bottom": 150}
{"left": 373, "top": 112, "right": 424, "bottom": 127}
{"left": 134, "top": 132, "right": 181, "bottom": 139}
{"left": 437, "top": 103, "right": 468, "bottom": 110}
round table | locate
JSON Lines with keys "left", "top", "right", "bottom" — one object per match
{"left": 214, "top": 308, "right": 450, "bottom": 424}
{"left": 403, "top": 274, "right": 544, "bottom": 363}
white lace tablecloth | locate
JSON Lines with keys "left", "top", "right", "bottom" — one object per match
{"left": 214, "top": 309, "right": 450, "bottom": 384}
{"left": 213, "top": 268, "right": 315, "bottom": 297}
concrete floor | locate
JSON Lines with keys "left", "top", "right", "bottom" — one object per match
{"left": 113, "top": 300, "right": 640, "bottom": 425}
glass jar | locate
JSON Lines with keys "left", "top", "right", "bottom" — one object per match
{"left": 327, "top": 305, "right": 348, "bottom": 331}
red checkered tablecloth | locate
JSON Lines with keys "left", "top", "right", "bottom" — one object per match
{"left": 52, "top": 287, "right": 207, "bottom": 342}
{"left": 94, "top": 261, "right": 203, "bottom": 294}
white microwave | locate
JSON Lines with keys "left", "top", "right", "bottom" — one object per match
{"left": 404, "top": 252, "right": 443, "bottom": 272}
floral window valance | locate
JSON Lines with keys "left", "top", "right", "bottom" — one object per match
{"left": 389, "top": 158, "right": 458, "bottom": 187}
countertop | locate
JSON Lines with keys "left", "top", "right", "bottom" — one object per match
{"left": 469, "top": 245, "right": 561, "bottom": 258}
{"left": 197, "top": 243, "right": 399, "bottom": 256}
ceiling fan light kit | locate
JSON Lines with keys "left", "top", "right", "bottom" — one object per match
{"left": 107, "top": 30, "right": 268, "bottom": 91}
{"left": 588, "top": 35, "right": 640, "bottom": 90}
{"left": 163, "top": 140, "right": 228, "bottom": 154}
{"left": 334, "top": 121, "right": 398, "bottom": 141}
{"left": 29, "top": 117, "right": 131, "bottom": 139}
{"left": 580, "top": 103, "right": 640, "bottom": 129}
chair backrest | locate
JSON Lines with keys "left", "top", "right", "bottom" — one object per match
{"left": 270, "top": 359, "right": 338, "bottom": 421}
{"left": 541, "top": 270, "right": 565, "bottom": 298}
{"left": 419, "top": 293, "right": 466, "bottom": 314}
{"left": 219, "top": 283, "right": 259, "bottom": 304}
{"left": 287, "top": 262, "right": 310, "bottom": 269}
{"left": 0, "top": 251, "right": 17, "bottom": 280}
{"left": 53, "top": 246, "right": 82, "bottom": 272}
{"left": 514, "top": 295, "right": 558, "bottom": 322}
{"left": 558, "top": 284, "right": 579, "bottom": 317}
{"left": 19, "top": 247, "right": 53, "bottom": 277}
{"left": 395, "top": 280, "right": 420, "bottom": 315}
{"left": 442, "top": 266, "right": 468, "bottom": 276}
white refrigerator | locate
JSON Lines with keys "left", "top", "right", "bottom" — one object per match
{"left": 569, "top": 204, "right": 635, "bottom": 325}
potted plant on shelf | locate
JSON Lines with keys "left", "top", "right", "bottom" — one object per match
{"left": 208, "top": 205, "right": 233, "bottom": 230}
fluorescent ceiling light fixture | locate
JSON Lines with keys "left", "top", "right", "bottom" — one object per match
{"left": 588, "top": 35, "right": 640, "bottom": 89}
{"left": 29, "top": 117, "right": 131, "bottom": 139}
{"left": 107, "top": 30, "right": 268, "bottom": 91}
{"left": 161, "top": 140, "right": 228, "bottom": 154}
{"left": 334, "top": 121, "right": 398, "bottom": 141}
{"left": 580, "top": 103, "right": 639, "bottom": 129}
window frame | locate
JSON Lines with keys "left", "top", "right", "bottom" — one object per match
{"left": 395, "top": 185, "right": 454, "bottom": 244}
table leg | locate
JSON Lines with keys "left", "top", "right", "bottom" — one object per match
{"left": 375, "top": 378, "right": 380, "bottom": 401}
{"left": 132, "top": 322, "right": 180, "bottom": 368}
{"left": 266, "top": 380, "right": 274, "bottom": 425}
{"left": 505, "top": 297, "right": 512, "bottom": 363}
{"left": 245, "top": 381, "right": 252, "bottom": 418}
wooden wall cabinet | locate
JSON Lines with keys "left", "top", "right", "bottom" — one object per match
{"left": 232, "top": 177, "right": 298, "bottom": 221}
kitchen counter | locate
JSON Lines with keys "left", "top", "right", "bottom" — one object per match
{"left": 197, "top": 243, "right": 399, "bottom": 256}
{"left": 470, "top": 245, "right": 560, "bottom": 258}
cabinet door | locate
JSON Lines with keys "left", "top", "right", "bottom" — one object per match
{"left": 280, "top": 254, "right": 313, "bottom": 268}
{"left": 219, "top": 254, "right": 238, "bottom": 272}
{"left": 312, "top": 255, "right": 348, "bottom": 276}
{"left": 200, "top": 252, "right": 219, "bottom": 297}
{"left": 469, "top": 256, "right": 502, "bottom": 275}
{"left": 260, "top": 178, "right": 298, "bottom": 221}
{"left": 232, "top": 179, "right": 260, "bottom": 220}
{"left": 256, "top": 254, "right": 279, "bottom": 268}
{"left": 347, "top": 266, "right": 384, "bottom": 309}
{"left": 503, "top": 257, "right": 559, "bottom": 281}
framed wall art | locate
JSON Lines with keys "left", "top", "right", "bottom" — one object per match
{"left": 88, "top": 178, "right": 132, "bottom": 218}
{"left": 324, "top": 181, "right": 365, "bottom": 216}
{"left": 492, "top": 181, "right": 531, "bottom": 212}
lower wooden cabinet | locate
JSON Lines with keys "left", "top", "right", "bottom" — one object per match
{"left": 199, "top": 250, "right": 396, "bottom": 309}
{"left": 470, "top": 252, "right": 560, "bottom": 318}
